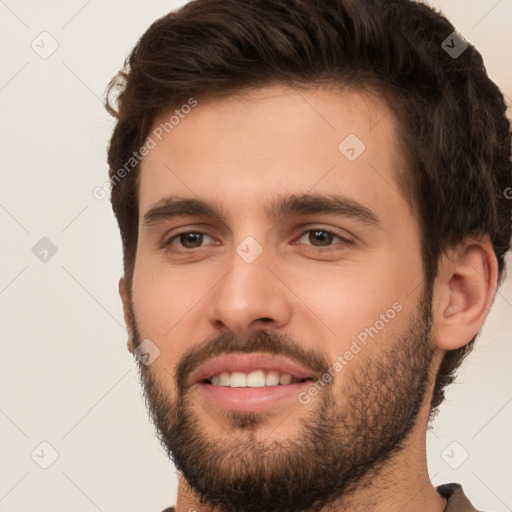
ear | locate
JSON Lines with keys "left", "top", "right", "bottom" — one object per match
{"left": 119, "top": 276, "right": 135, "bottom": 354}
{"left": 432, "top": 234, "right": 498, "bottom": 350}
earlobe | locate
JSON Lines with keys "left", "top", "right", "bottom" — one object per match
{"left": 119, "top": 276, "right": 135, "bottom": 354}
{"left": 433, "top": 236, "right": 498, "bottom": 351}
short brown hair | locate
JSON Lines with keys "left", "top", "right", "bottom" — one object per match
{"left": 105, "top": 0, "right": 512, "bottom": 417}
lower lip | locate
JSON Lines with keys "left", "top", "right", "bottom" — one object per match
{"left": 193, "top": 381, "right": 313, "bottom": 413}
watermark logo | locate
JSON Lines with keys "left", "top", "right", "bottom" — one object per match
{"left": 338, "top": 133, "right": 366, "bottom": 162}
{"left": 236, "top": 236, "right": 263, "bottom": 264}
{"left": 31, "top": 31, "right": 59, "bottom": 59}
{"left": 441, "top": 441, "right": 469, "bottom": 469}
{"left": 441, "top": 32, "right": 468, "bottom": 59}
{"left": 31, "top": 441, "right": 59, "bottom": 469}
{"left": 134, "top": 338, "right": 161, "bottom": 366}
{"left": 32, "top": 237, "right": 58, "bottom": 263}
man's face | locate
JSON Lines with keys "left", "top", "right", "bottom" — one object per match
{"left": 123, "top": 84, "right": 437, "bottom": 512}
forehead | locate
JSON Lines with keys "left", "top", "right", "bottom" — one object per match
{"left": 138, "top": 83, "right": 407, "bottom": 225}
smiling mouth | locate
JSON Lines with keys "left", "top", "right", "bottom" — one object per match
{"left": 201, "top": 369, "right": 313, "bottom": 388}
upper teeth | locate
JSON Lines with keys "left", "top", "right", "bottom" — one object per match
{"left": 208, "top": 370, "right": 305, "bottom": 387}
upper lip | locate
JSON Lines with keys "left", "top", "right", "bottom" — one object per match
{"left": 188, "top": 353, "right": 315, "bottom": 386}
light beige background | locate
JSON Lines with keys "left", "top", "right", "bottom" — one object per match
{"left": 0, "top": 1, "right": 511, "bottom": 511}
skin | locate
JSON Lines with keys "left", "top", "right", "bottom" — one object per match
{"left": 119, "top": 83, "right": 498, "bottom": 512}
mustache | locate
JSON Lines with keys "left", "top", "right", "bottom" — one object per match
{"left": 174, "top": 329, "right": 331, "bottom": 393}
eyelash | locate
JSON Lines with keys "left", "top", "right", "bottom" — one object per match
{"left": 162, "top": 227, "right": 353, "bottom": 253}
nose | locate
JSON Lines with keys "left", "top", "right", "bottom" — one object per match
{"left": 207, "top": 242, "right": 292, "bottom": 337}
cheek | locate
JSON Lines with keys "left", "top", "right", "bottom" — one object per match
{"left": 293, "top": 259, "right": 406, "bottom": 329}
{"left": 131, "top": 251, "right": 208, "bottom": 358}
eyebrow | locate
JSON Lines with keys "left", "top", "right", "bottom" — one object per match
{"left": 142, "top": 193, "right": 381, "bottom": 230}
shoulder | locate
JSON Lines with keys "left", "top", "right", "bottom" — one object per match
{"left": 160, "top": 486, "right": 485, "bottom": 512}
{"left": 437, "top": 482, "right": 485, "bottom": 512}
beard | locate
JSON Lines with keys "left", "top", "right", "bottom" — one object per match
{"left": 128, "top": 285, "right": 435, "bottom": 512}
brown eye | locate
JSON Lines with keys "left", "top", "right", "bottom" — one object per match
{"left": 178, "top": 232, "right": 204, "bottom": 249}
{"left": 295, "top": 228, "right": 350, "bottom": 250}
{"left": 165, "top": 231, "right": 214, "bottom": 251}
{"left": 308, "top": 230, "right": 334, "bottom": 247}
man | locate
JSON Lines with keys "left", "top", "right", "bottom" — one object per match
{"left": 105, "top": 0, "right": 511, "bottom": 511}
